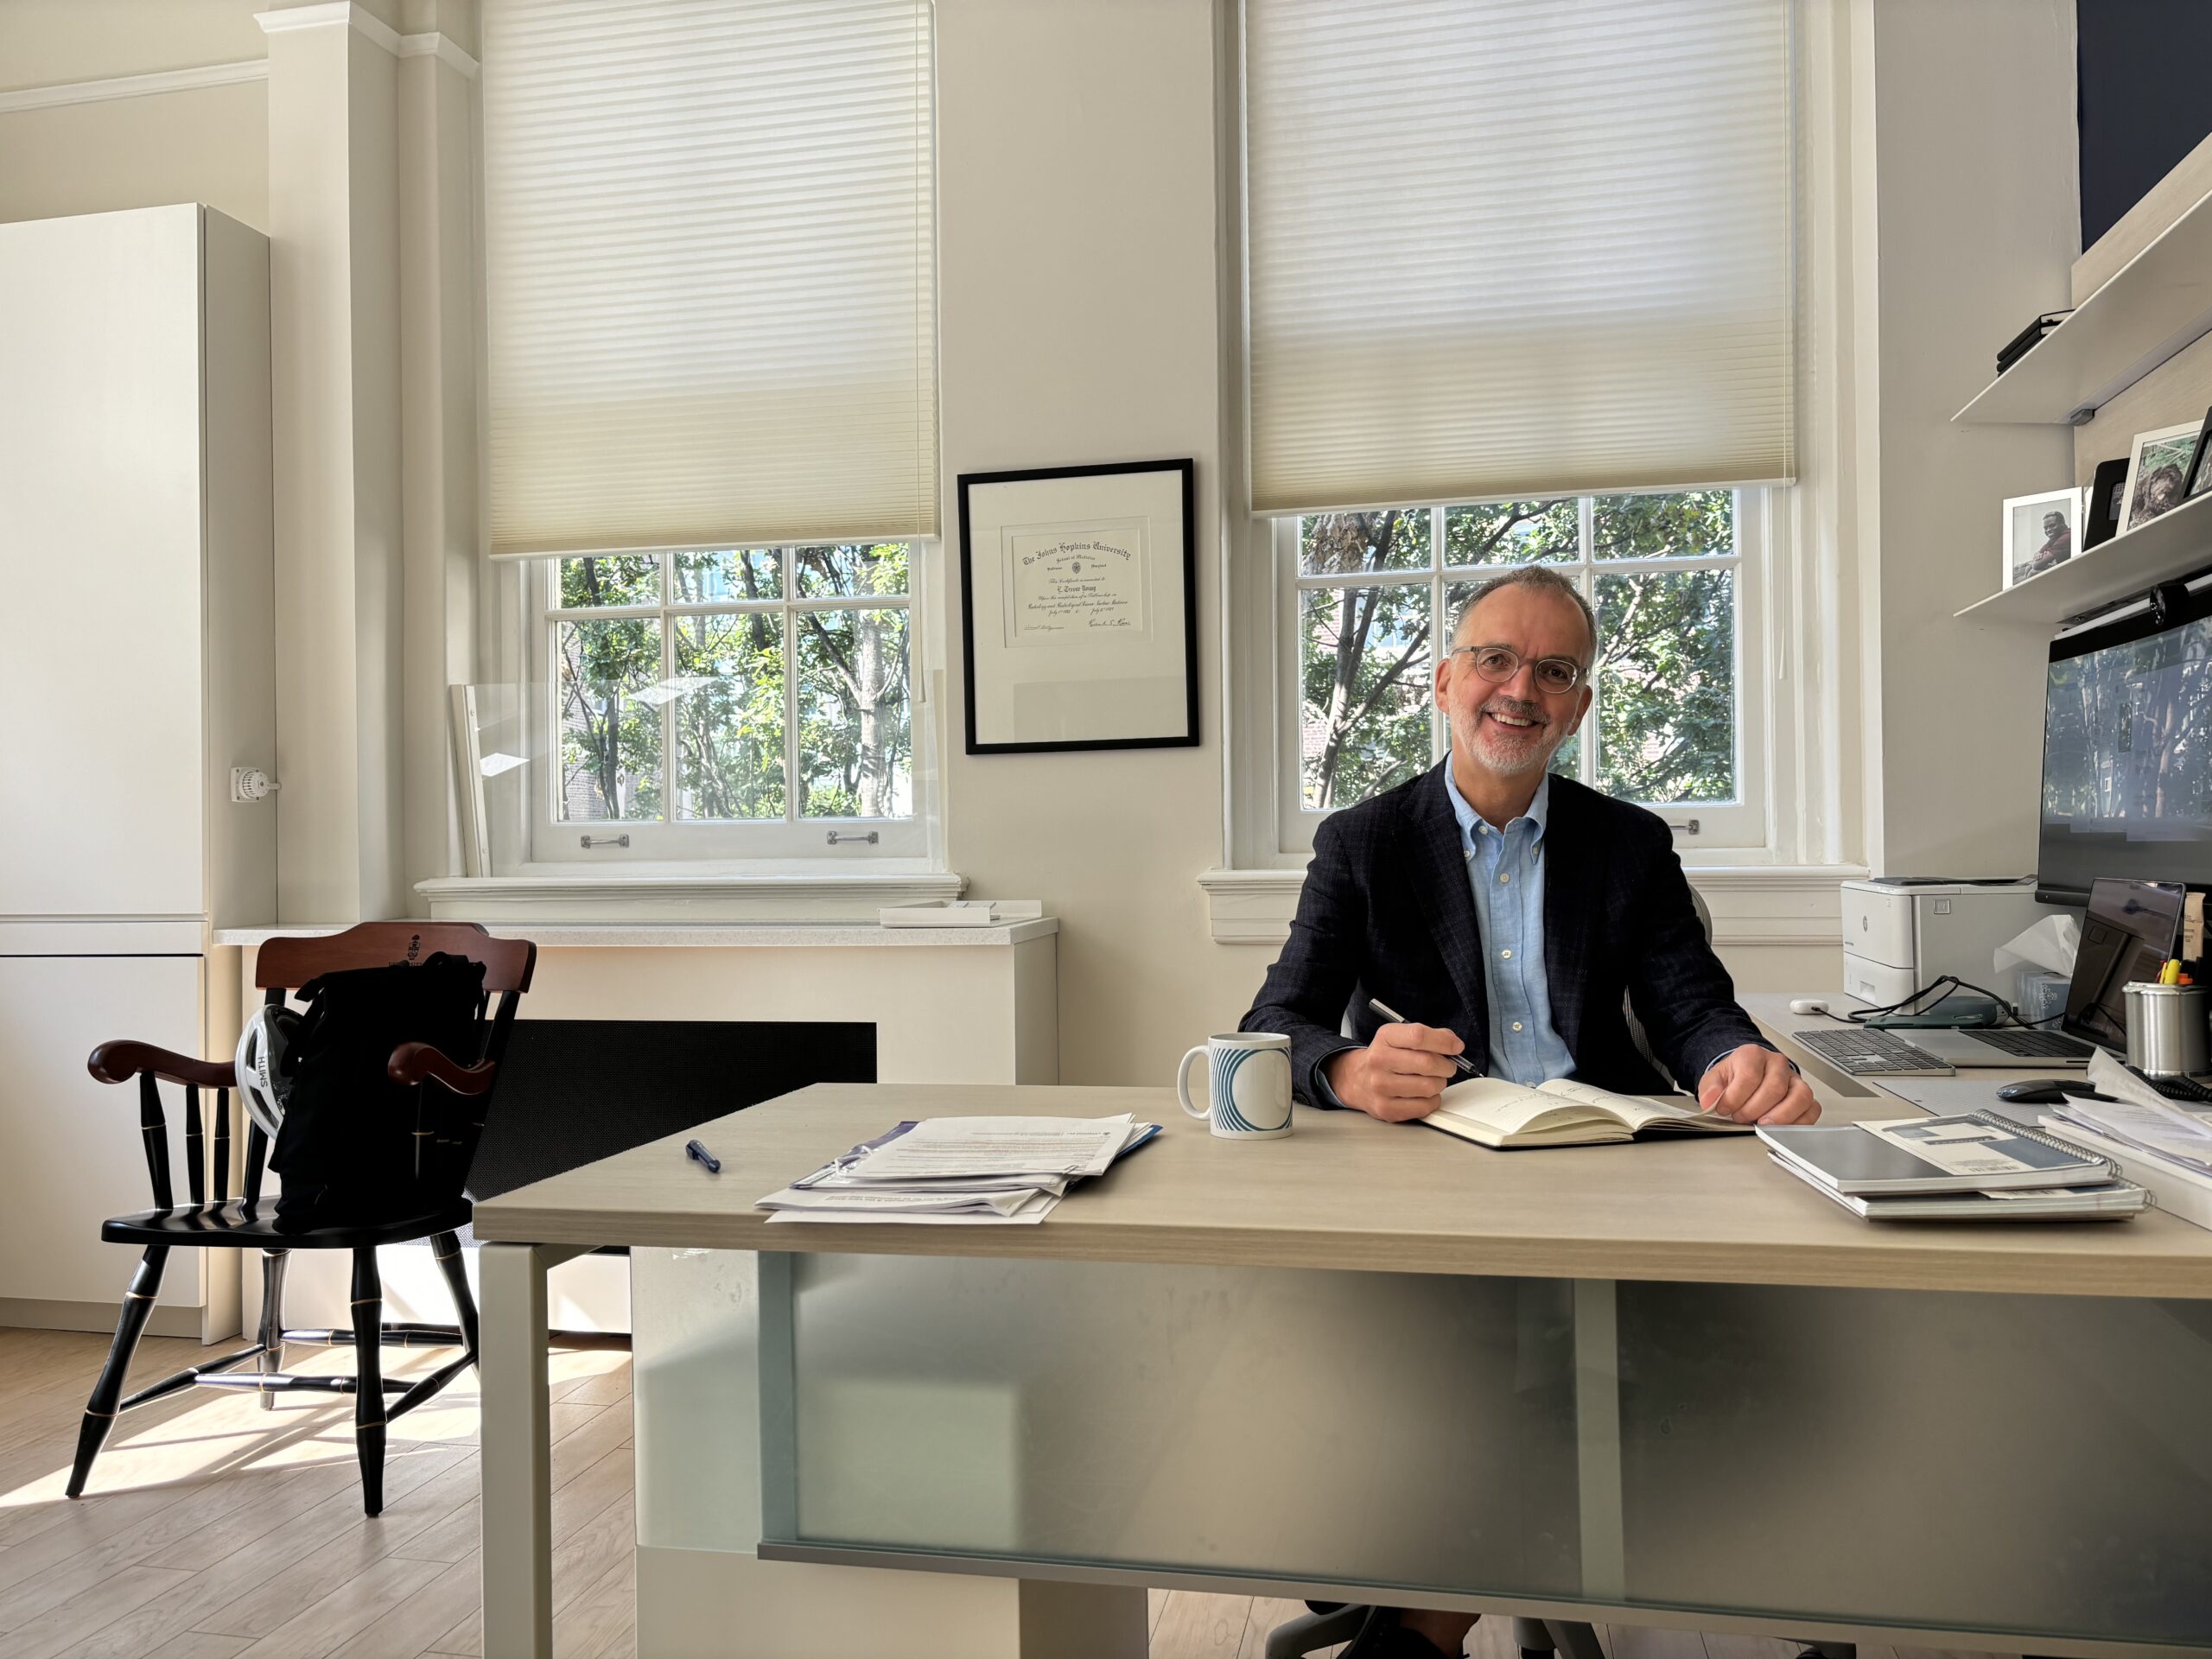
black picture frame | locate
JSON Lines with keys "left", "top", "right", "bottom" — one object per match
{"left": 956, "top": 458, "right": 1199, "bottom": 755}
{"left": 2184, "top": 405, "right": 2212, "bottom": 502}
{"left": 2082, "top": 455, "right": 2131, "bottom": 550}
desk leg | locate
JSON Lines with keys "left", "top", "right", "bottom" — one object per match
{"left": 1573, "top": 1279, "right": 1625, "bottom": 1605}
{"left": 480, "top": 1241, "right": 585, "bottom": 1659}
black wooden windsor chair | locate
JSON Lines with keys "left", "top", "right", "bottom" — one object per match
{"left": 69, "top": 921, "right": 537, "bottom": 1515}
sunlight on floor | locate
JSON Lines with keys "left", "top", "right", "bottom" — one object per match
{"left": 0, "top": 1339, "right": 626, "bottom": 1514}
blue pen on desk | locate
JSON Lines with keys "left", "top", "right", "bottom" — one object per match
{"left": 1367, "top": 998, "right": 1479, "bottom": 1077}
{"left": 684, "top": 1139, "right": 721, "bottom": 1174}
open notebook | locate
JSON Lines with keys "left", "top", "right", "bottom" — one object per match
{"left": 1425, "top": 1076, "right": 1751, "bottom": 1149}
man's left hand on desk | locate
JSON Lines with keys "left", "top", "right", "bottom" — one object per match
{"left": 1699, "top": 1043, "right": 1821, "bottom": 1124}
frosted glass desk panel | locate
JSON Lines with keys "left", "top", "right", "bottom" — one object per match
{"left": 778, "top": 1253, "right": 1580, "bottom": 1593}
{"left": 1616, "top": 1281, "right": 2212, "bottom": 1640}
{"left": 715, "top": 1257, "right": 2212, "bottom": 1637}
{"left": 633, "top": 1246, "right": 762, "bottom": 1554}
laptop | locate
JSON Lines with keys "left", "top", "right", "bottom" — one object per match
{"left": 1796, "top": 878, "right": 2185, "bottom": 1074}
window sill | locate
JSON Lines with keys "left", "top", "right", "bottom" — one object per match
{"left": 1198, "top": 864, "right": 1866, "bottom": 946}
{"left": 416, "top": 866, "right": 965, "bottom": 925}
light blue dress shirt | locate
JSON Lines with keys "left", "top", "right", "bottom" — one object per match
{"left": 1444, "top": 768, "right": 1575, "bottom": 1086}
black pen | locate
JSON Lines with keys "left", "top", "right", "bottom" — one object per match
{"left": 684, "top": 1139, "right": 721, "bottom": 1174}
{"left": 1367, "top": 998, "right": 1479, "bottom": 1077}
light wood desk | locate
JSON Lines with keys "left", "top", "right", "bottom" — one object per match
{"left": 474, "top": 1081, "right": 2212, "bottom": 1658}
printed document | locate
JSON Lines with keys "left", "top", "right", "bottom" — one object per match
{"left": 839, "top": 1115, "right": 1137, "bottom": 1182}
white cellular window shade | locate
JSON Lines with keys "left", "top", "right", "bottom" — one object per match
{"left": 481, "top": 0, "right": 938, "bottom": 557}
{"left": 1243, "top": 0, "right": 1796, "bottom": 516}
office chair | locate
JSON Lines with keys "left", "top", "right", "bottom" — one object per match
{"left": 68, "top": 922, "right": 535, "bottom": 1516}
{"left": 1265, "top": 1606, "right": 1602, "bottom": 1659}
{"left": 1286, "top": 893, "right": 1851, "bottom": 1659}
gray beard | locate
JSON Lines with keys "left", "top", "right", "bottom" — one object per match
{"left": 1467, "top": 728, "right": 1550, "bottom": 775}
{"left": 1462, "top": 703, "right": 1556, "bottom": 776}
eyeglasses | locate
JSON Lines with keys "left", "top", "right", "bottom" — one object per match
{"left": 1447, "top": 644, "right": 1586, "bottom": 695}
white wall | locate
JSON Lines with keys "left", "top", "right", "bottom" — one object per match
{"left": 0, "top": 1, "right": 268, "bottom": 231}
{"left": 935, "top": 0, "right": 1254, "bottom": 1084}
{"left": 1864, "top": 0, "right": 2079, "bottom": 879}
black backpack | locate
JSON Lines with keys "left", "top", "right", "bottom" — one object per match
{"left": 268, "top": 953, "right": 489, "bottom": 1231}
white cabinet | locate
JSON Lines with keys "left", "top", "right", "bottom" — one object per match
{"left": 0, "top": 205, "right": 275, "bottom": 929}
{"left": 0, "top": 205, "right": 273, "bottom": 1338}
{"left": 0, "top": 957, "right": 208, "bottom": 1321}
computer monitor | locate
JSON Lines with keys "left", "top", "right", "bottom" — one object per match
{"left": 2037, "top": 587, "right": 2212, "bottom": 906}
{"left": 2062, "top": 876, "right": 2186, "bottom": 1051}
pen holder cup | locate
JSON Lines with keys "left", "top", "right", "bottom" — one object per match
{"left": 1176, "top": 1033, "right": 1293, "bottom": 1140}
{"left": 2122, "top": 982, "right": 2209, "bottom": 1077}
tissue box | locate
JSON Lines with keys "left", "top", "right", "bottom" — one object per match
{"left": 2015, "top": 968, "right": 2069, "bottom": 1026}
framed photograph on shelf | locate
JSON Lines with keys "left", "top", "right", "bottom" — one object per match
{"left": 957, "top": 458, "right": 1198, "bottom": 754}
{"left": 2120, "top": 420, "right": 2203, "bottom": 534}
{"left": 2082, "top": 455, "right": 2130, "bottom": 550}
{"left": 2184, "top": 405, "right": 2212, "bottom": 503}
{"left": 2002, "top": 487, "right": 2082, "bottom": 588}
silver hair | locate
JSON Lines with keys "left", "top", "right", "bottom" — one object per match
{"left": 1449, "top": 565, "right": 1599, "bottom": 667}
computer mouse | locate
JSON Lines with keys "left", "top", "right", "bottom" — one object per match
{"left": 1788, "top": 997, "right": 1829, "bottom": 1015}
{"left": 1994, "top": 1077, "right": 2103, "bottom": 1105}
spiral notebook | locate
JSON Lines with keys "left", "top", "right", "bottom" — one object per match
{"left": 1766, "top": 1158, "right": 2147, "bottom": 1221}
{"left": 1758, "top": 1113, "right": 2117, "bottom": 1196}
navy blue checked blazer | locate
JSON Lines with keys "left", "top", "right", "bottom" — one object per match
{"left": 1242, "top": 761, "right": 1773, "bottom": 1106}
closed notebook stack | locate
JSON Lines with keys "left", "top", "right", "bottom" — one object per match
{"left": 1758, "top": 1113, "right": 2146, "bottom": 1221}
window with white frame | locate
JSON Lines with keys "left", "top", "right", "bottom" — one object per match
{"left": 1281, "top": 488, "right": 1764, "bottom": 849}
{"left": 481, "top": 0, "right": 938, "bottom": 871}
{"left": 529, "top": 544, "right": 923, "bottom": 860}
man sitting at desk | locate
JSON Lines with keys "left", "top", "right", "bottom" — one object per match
{"left": 1241, "top": 567, "right": 1815, "bottom": 1658}
{"left": 1244, "top": 563, "right": 1817, "bottom": 1129}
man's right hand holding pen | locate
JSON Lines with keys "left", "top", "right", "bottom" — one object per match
{"left": 1320, "top": 999, "right": 1476, "bottom": 1122}
{"left": 1322, "top": 1019, "right": 1468, "bottom": 1121}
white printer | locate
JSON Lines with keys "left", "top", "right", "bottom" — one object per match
{"left": 1840, "top": 879, "right": 2069, "bottom": 1005}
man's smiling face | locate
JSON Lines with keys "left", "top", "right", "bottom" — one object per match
{"left": 1435, "top": 583, "right": 1595, "bottom": 780}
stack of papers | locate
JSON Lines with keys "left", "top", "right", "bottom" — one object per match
{"left": 757, "top": 1115, "right": 1159, "bottom": 1225}
{"left": 2057, "top": 1053, "right": 2212, "bottom": 1174}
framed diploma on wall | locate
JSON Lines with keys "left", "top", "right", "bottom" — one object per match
{"left": 957, "top": 458, "right": 1198, "bottom": 753}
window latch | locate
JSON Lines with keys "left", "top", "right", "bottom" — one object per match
{"left": 827, "top": 830, "right": 879, "bottom": 846}
{"left": 580, "top": 833, "right": 631, "bottom": 849}
{"left": 1665, "top": 818, "right": 1700, "bottom": 836}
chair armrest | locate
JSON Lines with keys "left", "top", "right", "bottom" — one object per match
{"left": 387, "top": 1042, "right": 497, "bottom": 1096}
{"left": 88, "top": 1041, "right": 238, "bottom": 1090}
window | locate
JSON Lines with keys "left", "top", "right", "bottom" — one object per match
{"left": 530, "top": 544, "right": 923, "bottom": 861}
{"left": 480, "top": 0, "right": 938, "bottom": 556}
{"left": 479, "top": 0, "right": 941, "bottom": 874}
{"left": 1281, "top": 489, "right": 1764, "bottom": 849}
{"left": 1243, "top": 0, "right": 1795, "bottom": 514}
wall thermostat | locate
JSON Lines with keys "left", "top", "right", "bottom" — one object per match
{"left": 230, "top": 766, "right": 277, "bottom": 804}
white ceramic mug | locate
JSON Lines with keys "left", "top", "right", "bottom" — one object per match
{"left": 1176, "top": 1032, "right": 1294, "bottom": 1139}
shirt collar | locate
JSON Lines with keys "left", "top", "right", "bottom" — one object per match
{"left": 1443, "top": 766, "right": 1551, "bottom": 847}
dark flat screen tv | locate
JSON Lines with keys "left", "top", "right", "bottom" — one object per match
{"left": 2038, "top": 586, "right": 2212, "bottom": 906}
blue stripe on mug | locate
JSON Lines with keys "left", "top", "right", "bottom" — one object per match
{"left": 1214, "top": 1046, "right": 1262, "bottom": 1133}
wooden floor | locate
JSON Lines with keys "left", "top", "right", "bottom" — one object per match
{"left": 0, "top": 1326, "right": 2022, "bottom": 1659}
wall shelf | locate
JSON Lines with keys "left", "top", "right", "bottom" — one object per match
{"left": 1954, "top": 183, "right": 2212, "bottom": 426}
{"left": 1955, "top": 488, "right": 2212, "bottom": 625}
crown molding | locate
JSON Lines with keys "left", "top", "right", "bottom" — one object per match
{"left": 397, "top": 33, "right": 479, "bottom": 78}
{"left": 0, "top": 59, "right": 266, "bottom": 116}
{"left": 256, "top": 7, "right": 477, "bottom": 75}
{"left": 257, "top": 3, "right": 400, "bottom": 53}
